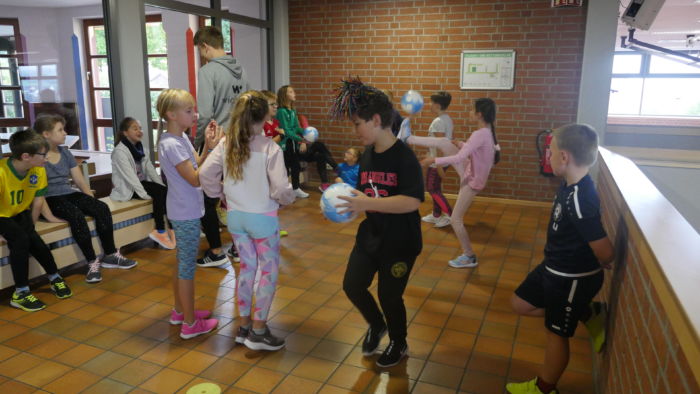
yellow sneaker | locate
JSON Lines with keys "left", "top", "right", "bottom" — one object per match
{"left": 280, "top": 230, "right": 288, "bottom": 237}
{"left": 584, "top": 301, "right": 606, "bottom": 353}
{"left": 506, "top": 378, "right": 557, "bottom": 394}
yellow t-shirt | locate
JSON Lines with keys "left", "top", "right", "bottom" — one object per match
{"left": 0, "top": 158, "right": 48, "bottom": 218}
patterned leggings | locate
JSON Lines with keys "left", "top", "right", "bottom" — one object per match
{"left": 228, "top": 210, "right": 280, "bottom": 321}
{"left": 426, "top": 166, "right": 452, "bottom": 217}
{"left": 46, "top": 192, "right": 116, "bottom": 261}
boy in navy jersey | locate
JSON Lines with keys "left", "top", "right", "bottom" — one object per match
{"left": 507, "top": 124, "right": 614, "bottom": 394}
{"left": 330, "top": 78, "right": 424, "bottom": 368}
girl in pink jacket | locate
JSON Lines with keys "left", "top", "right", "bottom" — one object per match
{"left": 418, "top": 98, "right": 500, "bottom": 268}
{"left": 199, "top": 92, "right": 295, "bottom": 352}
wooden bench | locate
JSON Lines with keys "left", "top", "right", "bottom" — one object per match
{"left": 0, "top": 197, "right": 154, "bottom": 290}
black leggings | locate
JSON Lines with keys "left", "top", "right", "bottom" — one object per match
{"left": 46, "top": 192, "right": 116, "bottom": 261}
{"left": 140, "top": 181, "right": 168, "bottom": 231}
{"left": 0, "top": 210, "right": 58, "bottom": 288}
{"left": 343, "top": 245, "right": 417, "bottom": 343}
{"left": 298, "top": 141, "right": 338, "bottom": 184}
{"left": 201, "top": 192, "right": 222, "bottom": 250}
{"left": 284, "top": 139, "right": 301, "bottom": 189}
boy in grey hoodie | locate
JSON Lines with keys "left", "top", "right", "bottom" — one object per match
{"left": 193, "top": 26, "right": 250, "bottom": 151}
{"left": 192, "top": 26, "right": 249, "bottom": 267}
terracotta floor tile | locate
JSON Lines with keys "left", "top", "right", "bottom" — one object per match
{"left": 193, "top": 333, "right": 237, "bottom": 357}
{"left": 310, "top": 339, "right": 354, "bottom": 363}
{"left": 428, "top": 343, "right": 472, "bottom": 368}
{"left": 327, "top": 363, "right": 377, "bottom": 391}
{"left": 474, "top": 335, "right": 513, "bottom": 358}
{"left": 3, "top": 329, "right": 53, "bottom": 351}
{"left": 80, "top": 350, "right": 133, "bottom": 376}
{"left": 256, "top": 350, "right": 305, "bottom": 374}
{"left": 42, "top": 368, "right": 101, "bottom": 394}
{"left": 140, "top": 342, "right": 190, "bottom": 366}
{"left": 169, "top": 349, "right": 219, "bottom": 375}
{"left": 111, "top": 335, "right": 161, "bottom": 358}
{"left": 109, "top": 358, "right": 162, "bottom": 386}
{"left": 325, "top": 324, "right": 366, "bottom": 345}
{"left": 14, "top": 310, "right": 59, "bottom": 328}
{"left": 407, "top": 323, "right": 442, "bottom": 343}
{"left": 66, "top": 303, "right": 110, "bottom": 321}
{"left": 234, "top": 366, "right": 285, "bottom": 392}
{"left": 366, "top": 373, "right": 414, "bottom": 394}
{"left": 291, "top": 356, "right": 340, "bottom": 382}
{"left": 0, "top": 344, "right": 19, "bottom": 362}
{"left": 466, "top": 352, "right": 510, "bottom": 377}
{"left": 445, "top": 315, "right": 483, "bottom": 334}
{"left": 460, "top": 370, "right": 506, "bottom": 394}
{"left": 200, "top": 358, "right": 251, "bottom": 385}
{"left": 15, "top": 359, "right": 72, "bottom": 387}
{"left": 139, "top": 367, "right": 195, "bottom": 393}
{"left": 53, "top": 343, "right": 105, "bottom": 367}
{"left": 295, "top": 318, "right": 336, "bottom": 338}
{"left": 512, "top": 342, "right": 545, "bottom": 365}
{"left": 480, "top": 321, "right": 518, "bottom": 341}
{"left": 418, "top": 361, "right": 464, "bottom": 389}
{"left": 271, "top": 375, "right": 323, "bottom": 394}
{"left": 0, "top": 352, "right": 43, "bottom": 378}
{"left": 0, "top": 378, "right": 38, "bottom": 394}
{"left": 84, "top": 328, "right": 131, "bottom": 350}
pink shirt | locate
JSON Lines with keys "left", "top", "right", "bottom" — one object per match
{"left": 435, "top": 127, "right": 495, "bottom": 191}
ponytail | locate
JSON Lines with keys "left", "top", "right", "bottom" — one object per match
{"left": 475, "top": 98, "right": 500, "bottom": 165}
{"left": 225, "top": 91, "right": 269, "bottom": 181}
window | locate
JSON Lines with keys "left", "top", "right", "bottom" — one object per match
{"left": 0, "top": 18, "right": 30, "bottom": 135}
{"left": 145, "top": 15, "right": 168, "bottom": 128}
{"left": 83, "top": 18, "right": 113, "bottom": 151}
{"left": 609, "top": 52, "right": 700, "bottom": 118}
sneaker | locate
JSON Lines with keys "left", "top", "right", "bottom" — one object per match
{"left": 294, "top": 188, "right": 309, "bottom": 198}
{"left": 169, "top": 309, "right": 212, "bottom": 325}
{"left": 50, "top": 278, "right": 72, "bottom": 299}
{"left": 421, "top": 214, "right": 439, "bottom": 224}
{"left": 280, "top": 230, "right": 289, "bottom": 237}
{"left": 180, "top": 317, "right": 219, "bottom": 339}
{"left": 226, "top": 245, "right": 241, "bottom": 263}
{"left": 10, "top": 291, "right": 46, "bottom": 312}
{"left": 506, "top": 377, "right": 557, "bottom": 394}
{"left": 361, "top": 324, "right": 387, "bottom": 356}
{"left": 244, "top": 326, "right": 285, "bottom": 351}
{"left": 434, "top": 215, "right": 451, "bottom": 228}
{"left": 319, "top": 183, "right": 330, "bottom": 192}
{"left": 397, "top": 117, "right": 412, "bottom": 144}
{"left": 101, "top": 252, "right": 138, "bottom": 269}
{"left": 235, "top": 325, "right": 250, "bottom": 344}
{"left": 85, "top": 259, "right": 102, "bottom": 283}
{"left": 196, "top": 249, "right": 229, "bottom": 268}
{"left": 149, "top": 230, "right": 175, "bottom": 249}
{"left": 448, "top": 254, "right": 478, "bottom": 268}
{"left": 376, "top": 340, "right": 408, "bottom": 368}
{"left": 584, "top": 301, "right": 607, "bottom": 353}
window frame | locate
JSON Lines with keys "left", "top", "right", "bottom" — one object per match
{"left": 0, "top": 17, "right": 30, "bottom": 129}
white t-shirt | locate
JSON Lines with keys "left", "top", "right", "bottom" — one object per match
{"left": 428, "top": 114, "right": 454, "bottom": 167}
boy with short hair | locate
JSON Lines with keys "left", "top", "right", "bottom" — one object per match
{"left": 507, "top": 124, "right": 614, "bottom": 394}
{"left": 330, "top": 77, "right": 424, "bottom": 368}
{"left": 421, "top": 91, "right": 454, "bottom": 228}
{"left": 192, "top": 26, "right": 250, "bottom": 267}
{"left": 0, "top": 129, "right": 72, "bottom": 312}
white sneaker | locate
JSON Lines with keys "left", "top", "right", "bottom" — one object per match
{"left": 421, "top": 214, "right": 439, "bottom": 224}
{"left": 434, "top": 215, "right": 451, "bottom": 228}
{"left": 448, "top": 254, "right": 478, "bottom": 268}
{"left": 294, "top": 188, "right": 309, "bottom": 198}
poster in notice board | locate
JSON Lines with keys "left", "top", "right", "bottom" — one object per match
{"left": 460, "top": 50, "right": 516, "bottom": 90}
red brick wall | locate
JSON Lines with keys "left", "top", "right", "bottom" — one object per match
{"left": 287, "top": 0, "right": 587, "bottom": 202}
{"left": 596, "top": 159, "right": 700, "bottom": 394}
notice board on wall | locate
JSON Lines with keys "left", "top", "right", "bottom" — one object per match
{"left": 460, "top": 50, "right": 516, "bottom": 90}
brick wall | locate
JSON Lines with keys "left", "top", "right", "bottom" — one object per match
{"left": 287, "top": 0, "right": 587, "bottom": 202}
{"left": 596, "top": 158, "right": 700, "bottom": 394}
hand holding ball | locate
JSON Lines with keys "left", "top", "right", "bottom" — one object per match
{"left": 400, "top": 90, "right": 424, "bottom": 115}
{"left": 303, "top": 126, "right": 319, "bottom": 143}
{"left": 320, "top": 183, "right": 358, "bottom": 223}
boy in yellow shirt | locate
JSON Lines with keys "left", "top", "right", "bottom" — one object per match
{"left": 0, "top": 129, "right": 72, "bottom": 311}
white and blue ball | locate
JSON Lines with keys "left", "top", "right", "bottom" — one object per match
{"left": 303, "top": 126, "right": 319, "bottom": 143}
{"left": 320, "top": 183, "right": 357, "bottom": 223}
{"left": 400, "top": 90, "right": 424, "bottom": 115}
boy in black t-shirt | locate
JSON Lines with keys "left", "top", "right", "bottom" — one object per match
{"left": 330, "top": 78, "right": 424, "bottom": 368}
{"left": 506, "top": 124, "right": 615, "bottom": 394}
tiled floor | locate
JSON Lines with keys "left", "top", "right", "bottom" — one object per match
{"left": 0, "top": 193, "right": 596, "bottom": 393}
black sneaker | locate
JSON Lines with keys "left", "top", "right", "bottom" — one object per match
{"left": 50, "top": 278, "right": 72, "bottom": 299}
{"left": 235, "top": 325, "right": 250, "bottom": 344}
{"left": 226, "top": 245, "right": 241, "bottom": 263}
{"left": 243, "top": 327, "right": 285, "bottom": 351}
{"left": 376, "top": 340, "right": 408, "bottom": 368}
{"left": 196, "top": 250, "right": 229, "bottom": 268}
{"left": 361, "top": 324, "right": 387, "bottom": 356}
{"left": 85, "top": 259, "right": 102, "bottom": 283}
{"left": 101, "top": 252, "right": 137, "bottom": 269}
{"left": 10, "top": 291, "right": 46, "bottom": 312}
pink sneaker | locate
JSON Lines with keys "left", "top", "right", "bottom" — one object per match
{"left": 169, "top": 309, "right": 212, "bottom": 325}
{"left": 180, "top": 317, "right": 219, "bottom": 339}
{"left": 319, "top": 183, "right": 330, "bottom": 192}
{"left": 149, "top": 230, "right": 175, "bottom": 249}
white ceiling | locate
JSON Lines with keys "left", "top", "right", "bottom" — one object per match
{"left": 0, "top": 0, "right": 100, "bottom": 7}
{"left": 617, "top": 0, "right": 700, "bottom": 50}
